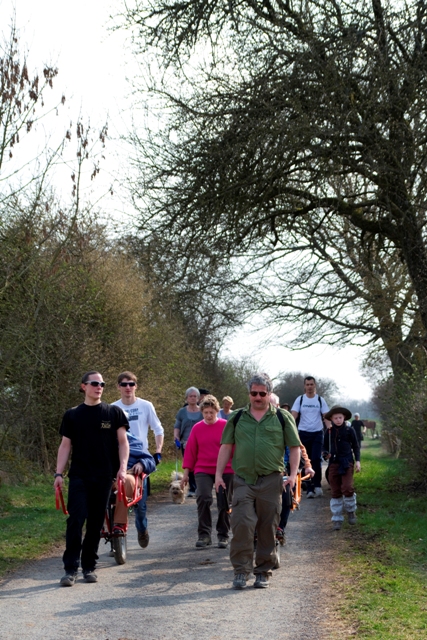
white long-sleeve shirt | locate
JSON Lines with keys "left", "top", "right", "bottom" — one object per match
{"left": 112, "top": 397, "right": 163, "bottom": 453}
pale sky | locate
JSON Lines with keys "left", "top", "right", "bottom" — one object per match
{"left": 223, "top": 326, "right": 373, "bottom": 400}
{"left": 2, "top": 0, "right": 375, "bottom": 401}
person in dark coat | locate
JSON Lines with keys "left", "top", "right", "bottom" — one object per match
{"left": 351, "top": 412, "right": 365, "bottom": 448}
{"left": 323, "top": 406, "right": 361, "bottom": 531}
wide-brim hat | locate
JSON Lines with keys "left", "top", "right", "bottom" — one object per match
{"left": 324, "top": 406, "right": 352, "bottom": 421}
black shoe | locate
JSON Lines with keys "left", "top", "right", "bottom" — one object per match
{"left": 254, "top": 573, "right": 269, "bottom": 589}
{"left": 217, "top": 537, "right": 229, "bottom": 549}
{"left": 195, "top": 536, "right": 212, "bottom": 548}
{"left": 60, "top": 572, "right": 77, "bottom": 587}
{"left": 83, "top": 570, "right": 98, "bottom": 583}
{"left": 232, "top": 573, "right": 247, "bottom": 589}
{"left": 276, "top": 527, "right": 286, "bottom": 545}
{"left": 138, "top": 530, "right": 149, "bottom": 548}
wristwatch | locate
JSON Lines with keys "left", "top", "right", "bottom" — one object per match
{"left": 54, "top": 473, "right": 63, "bottom": 478}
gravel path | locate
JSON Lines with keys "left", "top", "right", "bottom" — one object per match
{"left": 0, "top": 480, "right": 343, "bottom": 640}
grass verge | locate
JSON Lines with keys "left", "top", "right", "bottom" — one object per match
{"left": 0, "top": 476, "right": 65, "bottom": 577}
{"left": 0, "top": 458, "right": 180, "bottom": 579}
{"left": 337, "top": 439, "right": 427, "bottom": 639}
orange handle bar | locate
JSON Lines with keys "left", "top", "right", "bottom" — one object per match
{"left": 55, "top": 486, "right": 68, "bottom": 515}
{"left": 117, "top": 472, "right": 146, "bottom": 508}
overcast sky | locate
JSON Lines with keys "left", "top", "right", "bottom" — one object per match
{"left": 1, "top": 0, "right": 374, "bottom": 401}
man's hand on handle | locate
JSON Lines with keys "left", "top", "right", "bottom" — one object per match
{"left": 53, "top": 474, "right": 64, "bottom": 490}
{"left": 282, "top": 474, "right": 297, "bottom": 489}
{"left": 130, "top": 462, "right": 143, "bottom": 475}
{"left": 117, "top": 467, "right": 127, "bottom": 484}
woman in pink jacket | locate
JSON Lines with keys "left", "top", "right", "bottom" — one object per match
{"left": 181, "top": 395, "right": 234, "bottom": 549}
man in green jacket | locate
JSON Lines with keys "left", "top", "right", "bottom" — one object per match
{"left": 215, "top": 372, "right": 301, "bottom": 590}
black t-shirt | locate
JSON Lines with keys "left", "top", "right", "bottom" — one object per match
{"left": 60, "top": 402, "right": 129, "bottom": 480}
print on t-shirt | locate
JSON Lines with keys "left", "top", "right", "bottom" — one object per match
{"left": 125, "top": 408, "right": 139, "bottom": 422}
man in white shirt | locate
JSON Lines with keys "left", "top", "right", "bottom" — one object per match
{"left": 113, "top": 371, "right": 164, "bottom": 548}
{"left": 291, "top": 376, "right": 329, "bottom": 498}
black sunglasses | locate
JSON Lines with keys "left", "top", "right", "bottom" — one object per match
{"left": 249, "top": 391, "right": 268, "bottom": 397}
{"left": 119, "top": 381, "right": 136, "bottom": 387}
{"left": 85, "top": 381, "right": 105, "bottom": 387}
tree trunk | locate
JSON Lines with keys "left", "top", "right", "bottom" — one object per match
{"left": 398, "top": 213, "right": 427, "bottom": 351}
{"left": 39, "top": 424, "right": 50, "bottom": 474}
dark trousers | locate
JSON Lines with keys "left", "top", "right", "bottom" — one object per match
{"left": 298, "top": 430, "right": 323, "bottom": 491}
{"left": 63, "top": 476, "right": 111, "bottom": 573}
{"left": 188, "top": 471, "right": 197, "bottom": 493}
{"left": 279, "top": 492, "right": 291, "bottom": 530}
{"left": 195, "top": 472, "right": 233, "bottom": 539}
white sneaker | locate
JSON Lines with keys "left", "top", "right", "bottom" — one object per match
{"left": 314, "top": 487, "right": 323, "bottom": 497}
{"left": 306, "top": 491, "right": 315, "bottom": 498}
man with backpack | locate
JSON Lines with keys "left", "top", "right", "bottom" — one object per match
{"left": 291, "top": 376, "right": 329, "bottom": 498}
{"left": 215, "top": 373, "right": 301, "bottom": 590}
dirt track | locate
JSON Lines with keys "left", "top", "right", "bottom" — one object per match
{"left": 0, "top": 480, "right": 347, "bottom": 640}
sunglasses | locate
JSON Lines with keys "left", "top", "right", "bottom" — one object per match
{"left": 119, "top": 381, "right": 136, "bottom": 387}
{"left": 249, "top": 391, "right": 268, "bottom": 397}
{"left": 85, "top": 381, "right": 105, "bottom": 387}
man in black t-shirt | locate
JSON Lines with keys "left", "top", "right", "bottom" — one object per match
{"left": 54, "top": 370, "right": 129, "bottom": 587}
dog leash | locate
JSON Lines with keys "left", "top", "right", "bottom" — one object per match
{"left": 175, "top": 446, "right": 181, "bottom": 480}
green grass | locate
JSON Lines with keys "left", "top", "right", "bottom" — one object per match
{"left": 0, "top": 476, "right": 66, "bottom": 577}
{"left": 149, "top": 458, "right": 181, "bottom": 493}
{"left": 0, "top": 458, "right": 180, "bottom": 579}
{"left": 337, "top": 439, "right": 427, "bottom": 639}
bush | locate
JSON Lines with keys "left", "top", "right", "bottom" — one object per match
{"left": 380, "top": 372, "right": 427, "bottom": 486}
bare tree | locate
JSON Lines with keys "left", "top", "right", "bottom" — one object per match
{"left": 274, "top": 372, "right": 338, "bottom": 407}
{"left": 122, "top": 0, "right": 427, "bottom": 374}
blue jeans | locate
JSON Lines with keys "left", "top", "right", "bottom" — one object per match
{"left": 298, "top": 430, "right": 324, "bottom": 491}
{"left": 134, "top": 476, "right": 148, "bottom": 534}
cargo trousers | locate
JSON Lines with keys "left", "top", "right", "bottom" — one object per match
{"left": 230, "top": 472, "right": 282, "bottom": 577}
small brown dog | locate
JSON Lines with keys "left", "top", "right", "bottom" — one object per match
{"left": 169, "top": 471, "right": 186, "bottom": 504}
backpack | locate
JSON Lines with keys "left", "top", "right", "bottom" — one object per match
{"left": 232, "top": 407, "right": 286, "bottom": 429}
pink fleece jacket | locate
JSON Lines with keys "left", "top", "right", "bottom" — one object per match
{"left": 182, "top": 418, "right": 234, "bottom": 475}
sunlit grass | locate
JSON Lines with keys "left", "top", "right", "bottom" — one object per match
{"left": 337, "top": 440, "right": 427, "bottom": 639}
{"left": 0, "top": 477, "right": 65, "bottom": 576}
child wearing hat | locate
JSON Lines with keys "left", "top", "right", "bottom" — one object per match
{"left": 323, "top": 406, "right": 361, "bottom": 530}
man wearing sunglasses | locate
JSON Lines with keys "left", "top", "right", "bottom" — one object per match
{"left": 215, "top": 373, "right": 301, "bottom": 590}
{"left": 112, "top": 371, "right": 164, "bottom": 549}
{"left": 54, "top": 371, "right": 129, "bottom": 586}
{"left": 291, "top": 376, "right": 329, "bottom": 498}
